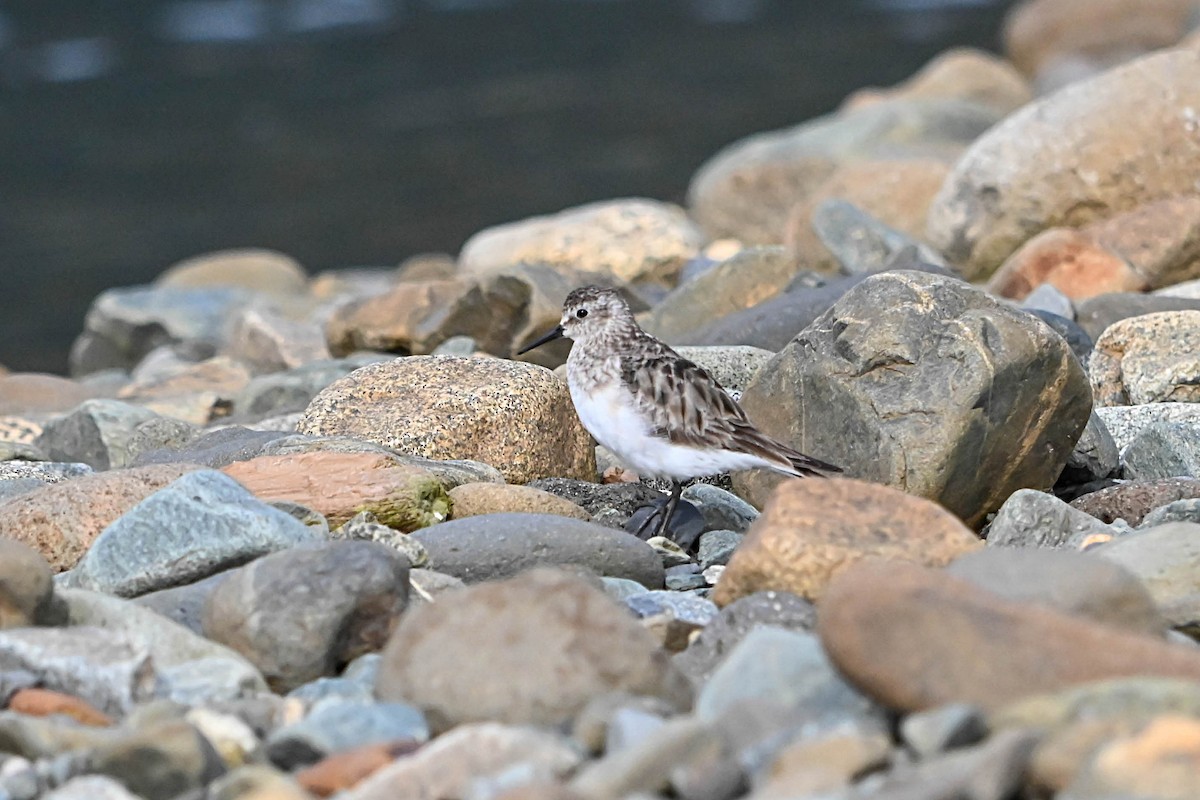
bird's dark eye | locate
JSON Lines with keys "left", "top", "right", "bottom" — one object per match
{"left": 575, "top": 308, "right": 588, "bottom": 319}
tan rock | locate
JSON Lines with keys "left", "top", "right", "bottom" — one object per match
{"left": 1066, "top": 714, "right": 1200, "bottom": 799}
{"left": 156, "top": 248, "right": 308, "bottom": 296}
{"left": 712, "top": 478, "right": 981, "bottom": 606}
{"left": 375, "top": 569, "right": 690, "bottom": 731}
{"left": 226, "top": 305, "right": 332, "bottom": 373}
{"left": 0, "top": 463, "right": 200, "bottom": 571}
{"left": 784, "top": 158, "right": 951, "bottom": 273}
{"left": 987, "top": 228, "right": 1137, "bottom": 300}
{"left": 1086, "top": 195, "right": 1200, "bottom": 291}
{"left": 0, "top": 373, "right": 94, "bottom": 416}
{"left": 843, "top": 47, "right": 1033, "bottom": 114}
{"left": 458, "top": 198, "right": 705, "bottom": 286}
{"left": 118, "top": 356, "right": 252, "bottom": 425}
{"left": 642, "top": 247, "right": 802, "bottom": 341}
{"left": 0, "top": 539, "right": 56, "bottom": 629}
{"left": 324, "top": 278, "right": 483, "bottom": 356}
{"left": 688, "top": 98, "right": 1001, "bottom": 245}
{"left": 8, "top": 687, "right": 113, "bottom": 727}
{"left": 926, "top": 49, "right": 1200, "bottom": 279}
{"left": 818, "top": 559, "right": 1200, "bottom": 712}
{"left": 296, "top": 741, "right": 417, "bottom": 798}
{"left": 1003, "top": 0, "right": 1199, "bottom": 77}
{"left": 448, "top": 483, "right": 589, "bottom": 521}
{"left": 222, "top": 452, "right": 451, "bottom": 530}
{"left": 297, "top": 356, "right": 595, "bottom": 484}
{"left": 395, "top": 253, "right": 457, "bottom": 282}
{"left": 1089, "top": 311, "right": 1200, "bottom": 406}
{"left": 0, "top": 416, "right": 43, "bottom": 445}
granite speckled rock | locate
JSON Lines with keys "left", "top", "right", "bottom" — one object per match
{"left": 1090, "top": 311, "right": 1200, "bottom": 406}
{"left": 298, "top": 356, "right": 595, "bottom": 484}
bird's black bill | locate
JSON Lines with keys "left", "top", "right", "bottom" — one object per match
{"left": 516, "top": 325, "right": 564, "bottom": 355}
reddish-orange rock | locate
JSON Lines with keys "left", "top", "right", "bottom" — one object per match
{"left": 222, "top": 451, "right": 450, "bottom": 530}
{"left": 8, "top": 688, "right": 113, "bottom": 727}
{"left": 296, "top": 741, "right": 418, "bottom": 797}
{"left": 986, "top": 228, "right": 1138, "bottom": 301}
{"left": 0, "top": 373, "right": 95, "bottom": 416}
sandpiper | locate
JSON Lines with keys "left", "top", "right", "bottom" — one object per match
{"left": 518, "top": 286, "right": 842, "bottom": 540}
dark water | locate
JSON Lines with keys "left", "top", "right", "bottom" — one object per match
{"left": 0, "top": 0, "right": 1016, "bottom": 373}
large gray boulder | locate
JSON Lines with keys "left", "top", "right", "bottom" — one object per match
{"left": 736, "top": 271, "right": 1092, "bottom": 527}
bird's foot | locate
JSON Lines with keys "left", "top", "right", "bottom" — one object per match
{"left": 625, "top": 497, "right": 705, "bottom": 552}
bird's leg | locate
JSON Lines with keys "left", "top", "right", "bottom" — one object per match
{"left": 632, "top": 480, "right": 684, "bottom": 539}
{"left": 652, "top": 480, "right": 684, "bottom": 539}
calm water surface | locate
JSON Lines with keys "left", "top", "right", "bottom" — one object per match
{"left": 0, "top": 0, "right": 1015, "bottom": 371}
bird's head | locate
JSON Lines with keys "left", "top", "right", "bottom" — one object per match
{"left": 517, "top": 286, "right": 633, "bottom": 354}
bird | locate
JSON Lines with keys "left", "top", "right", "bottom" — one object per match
{"left": 517, "top": 286, "right": 842, "bottom": 541}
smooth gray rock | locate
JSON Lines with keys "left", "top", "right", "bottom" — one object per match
{"left": 682, "top": 484, "right": 759, "bottom": 534}
{"left": 1060, "top": 411, "right": 1119, "bottom": 484}
{"left": 812, "top": 200, "right": 946, "bottom": 274}
{"left": 986, "top": 489, "right": 1117, "bottom": 549}
{"left": 1124, "top": 420, "right": 1200, "bottom": 480}
{"left": 35, "top": 400, "right": 160, "bottom": 470}
{"left": 673, "top": 590, "right": 817, "bottom": 687}
{"left": 265, "top": 700, "right": 429, "bottom": 768}
{"left": 69, "top": 285, "right": 252, "bottom": 376}
{"left": 1093, "top": 522, "right": 1200, "bottom": 632}
{"left": 736, "top": 271, "right": 1092, "bottom": 524}
{"left": 0, "top": 626, "right": 156, "bottom": 717}
{"left": 947, "top": 547, "right": 1165, "bottom": 635}
{"left": 73, "top": 469, "right": 322, "bottom": 598}
{"left": 202, "top": 541, "right": 410, "bottom": 693}
{"left": 411, "top": 513, "right": 666, "bottom": 588}
{"left": 61, "top": 587, "right": 268, "bottom": 705}
{"left": 133, "top": 571, "right": 233, "bottom": 635}
{"left": 130, "top": 426, "right": 290, "bottom": 468}
{"left": 286, "top": 653, "right": 383, "bottom": 708}
{"left": 601, "top": 577, "right": 652, "bottom": 602}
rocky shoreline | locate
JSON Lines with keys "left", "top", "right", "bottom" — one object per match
{"left": 2, "top": 3, "right": 1200, "bottom": 799}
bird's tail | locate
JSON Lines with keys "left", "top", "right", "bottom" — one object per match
{"left": 733, "top": 422, "right": 843, "bottom": 478}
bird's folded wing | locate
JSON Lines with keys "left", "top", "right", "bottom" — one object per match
{"left": 619, "top": 353, "right": 747, "bottom": 447}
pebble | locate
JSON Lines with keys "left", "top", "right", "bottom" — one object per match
{"left": 679, "top": 484, "right": 758, "bottom": 534}
{"left": 72, "top": 469, "right": 323, "bottom": 598}
{"left": 985, "top": 488, "right": 1118, "bottom": 549}
{"left": 900, "top": 703, "right": 988, "bottom": 758}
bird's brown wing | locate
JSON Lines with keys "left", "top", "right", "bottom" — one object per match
{"left": 618, "top": 350, "right": 842, "bottom": 477}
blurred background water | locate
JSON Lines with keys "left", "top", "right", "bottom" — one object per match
{"left": 0, "top": 0, "right": 1015, "bottom": 372}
